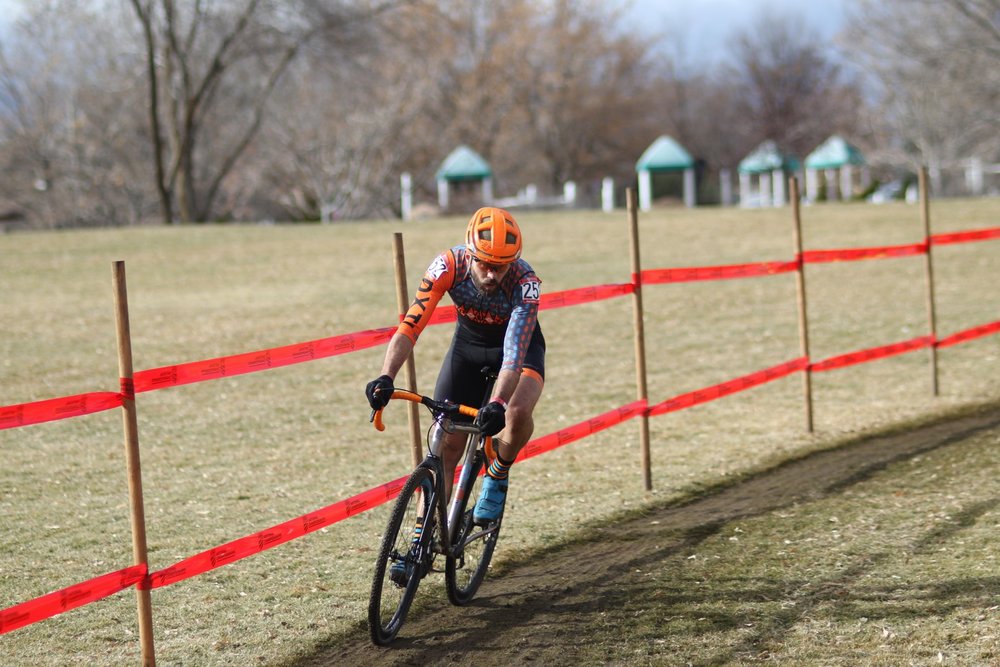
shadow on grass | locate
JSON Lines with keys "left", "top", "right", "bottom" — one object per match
{"left": 290, "top": 401, "right": 1000, "bottom": 666}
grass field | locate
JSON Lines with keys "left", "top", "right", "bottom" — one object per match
{"left": 2, "top": 198, "right": 999, "bottom": 665}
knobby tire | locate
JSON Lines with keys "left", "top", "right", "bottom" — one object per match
{"left": 445, "top": 449, "right": 502, "bottom": 605}
{"left": 369, "top": 465, "right": 436, "bottom": 646}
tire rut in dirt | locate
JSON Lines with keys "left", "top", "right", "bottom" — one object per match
{"left": 305, "top": 404, "right": 1000, "bottom": 666}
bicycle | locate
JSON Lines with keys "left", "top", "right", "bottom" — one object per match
{"left": 367, "top": 378, "right": 504, "bottom": 646}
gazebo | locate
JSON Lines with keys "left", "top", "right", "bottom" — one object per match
{"left": 737, "top": 140, "right": 800, "bottom": 207}
{"left": 635, "top": 135, "right": 696, "bottom": 210}
{"left": 436, "top": 145, "right": 493, "bottom": 211}
{"left": 803, "top": 135, "right": 867, "bottom": 202}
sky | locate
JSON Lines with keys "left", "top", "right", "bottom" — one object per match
{"left": 1, "top": 0, "right": 850, "bottom": 40}
{"left": 0, "top": 1, "right": 21, "bottom": 32}
{"left": 0, "top": 0, "right": 19, "bottom": 20}
{"left": 0, "top": 0, "right": 850, "bottom": 62}
{"left": 624, "top": 0, "right": 850, "bottom": 66}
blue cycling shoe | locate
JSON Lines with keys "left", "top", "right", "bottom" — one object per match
{"left": 389, "top": 558, "right": 411, "bottom": 587}
{"left": 473, "top": 475, "right": 508, "bottom": 524}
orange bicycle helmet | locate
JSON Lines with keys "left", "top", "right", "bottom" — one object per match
{"left": 465, "top": 207, "right": 522, "bottom": 264}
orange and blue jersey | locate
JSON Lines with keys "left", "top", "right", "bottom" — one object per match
{"left": 397, "top": 245, "right": 541, "bottom": 374}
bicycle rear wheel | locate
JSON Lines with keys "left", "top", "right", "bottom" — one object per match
{"left": 445, "top": 450, "right": 502, "bottom": 605}
{"left": 369, "top": 466, "right": 436, "bottom": 645}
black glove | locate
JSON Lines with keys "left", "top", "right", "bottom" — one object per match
{"left": 475, "top": 400, "right": 507, "bottom": 436}
{"left": 365, "top": 375, "right": 394, "bottom": 410}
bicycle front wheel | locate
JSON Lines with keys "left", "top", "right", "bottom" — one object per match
{"left": 369, "top": 465, "right": 436, "bottom": 645}
{"left": 445, "top": 450, "right": 502, "bottom": 605}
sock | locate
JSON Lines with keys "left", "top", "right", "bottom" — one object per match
{"left": 486, "top": 453, "right": 514, "bottom": 481}
{"left": 412, "top": 516, "right": 424, "bottom": 543}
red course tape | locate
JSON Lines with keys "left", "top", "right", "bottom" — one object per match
{"left": 648, "top": 358, "right": 808, "bottom": 417}
{"left": 133, "top": 327, "right": 394, "bottom": 393}
{"left": 642, "top": 261, "right": 798, "bottom": 284}
{"left": 539, "top": 283, "right": 635, "bottom": 310}
{"left": 800, "top": 242, "right": 928, "bottom": 264}
{"left": 7, "top": 313, "right": 1000, "bottom": 629}
{"left": 931, "top": 226, "right": 1000, "bottom": 245}
{"left": 147, "top": 476, "right": 409, "bottom": 588}
{"left": 148, "top": 399, "right": 650, "bottom": 588}
{"left": 145, "top": 400, "right": 649, "bottom": 588}
{"left": 427, "top": 305, "right": 458, "bottom": 326}
{"left": 0, "top": 565, "right": 146, "bottom": 635}
{"left": 3, "top": 226, "right": 997, "bottom": 431}
{"left": 810, "top": 336, "right": 934, "bottom": 372}
{"left": 5, "top": 226, "right": 1000, "bottom": 632}
{"left": 0, "top": 392, "right": 123, "bottom": 431}
{"left": 426, "top": 283, "right": 635, "bottom": 326}
{"left": 518, "top": 400, "right": 647, "bottom": 461}
{"left": 937, "top": 320, "right": 1000, "bottom": 348}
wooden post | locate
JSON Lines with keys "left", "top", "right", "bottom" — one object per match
{"left": 918, "top": 167, "right": 940, "bottom": 396}
{"left": 392, "top": 233, "right": 423, "bottom": 466}
{"left": 789, "top": 178, "right": 814, "bottom": 432}
{"left": 626, "top": 189, "right": 653, "bottom": 491}
{"left": 112, "top": 261, "right": 156, "bottom": 667}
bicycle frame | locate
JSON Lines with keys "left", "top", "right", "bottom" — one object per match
{"left": 372, "top": 390, "right": 499, "bottom": 559}
{"left": 369, "top": 382, "right": 505, "bottom": 644}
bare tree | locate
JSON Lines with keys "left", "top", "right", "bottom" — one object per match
{"left": 514, "top": 0, "right": 660, "bottom": 190}
{"left": 723, "top": 9, "right": 864, "bottom": 159}
{"left": 0, "top": 2, "right": 153, "bottom": 228}
{"left": 1, "top": 0, "right": 890, "bottom": 226}
{"left": 260, "top": 46, "right": 434, "bottom": 220}
{"left": 127, "top": 0, "right": 406, "bottom": 223}
{"left": 845, "top": 0, "right": 1000, "bottom": 178}
{"left": 396, "top": 0, "right": 665, "bottom": 196}
{"left": 258, "top": 0, "right": 668, "bottom": 216}
{"left": 254, "top": 1, "right": 451, "bottom": 220}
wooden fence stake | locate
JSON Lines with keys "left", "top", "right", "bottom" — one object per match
{"left": 626, "top": 188, "right": 653, "bottom": 491}
{"left": 392, "top": 233, "right": 423, "bottom": 466}
{"left": 112, "top": 261, "right": 156, "bottom": 667}
{"left": 789, "top": 178, "right": 815, "bottom": 433}
{"left": 918, "top": 167, "right": 940, "bottom": 396}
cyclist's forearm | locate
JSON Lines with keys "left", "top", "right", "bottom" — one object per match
{"left": 379, "top": 333, "right": 414, "bottom": 380}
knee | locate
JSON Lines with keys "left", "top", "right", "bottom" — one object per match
{"left": 441, "top": 432, "right": 466, "bottom": 456}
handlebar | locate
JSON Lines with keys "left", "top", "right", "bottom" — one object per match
{"left": 370, "top": 389, "right": 480, "bottom": 432}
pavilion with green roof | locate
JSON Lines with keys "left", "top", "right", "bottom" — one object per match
{"left": 803, "top": 135, "right": 868, "bottom": 202}
{"left": 635, "top": 135, "right": 697, "bottom": 210}
{"left": 436, "top": 145, "right": 494, "bottom": 210}
{"left": 737, "top": 140, "right": 801, "bottom": 207}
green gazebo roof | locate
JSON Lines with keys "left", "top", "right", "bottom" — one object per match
{"left": 636, "top": 135, "right": 694, "bottom": 172}
{"left": 738, "top": 140, "right": 800, "bottom": 174}
{"left": 435, "top": 145, "right": 492, "bottom": 181}
{"left": 804, "top": 135, "right": 865, "bottom": 170}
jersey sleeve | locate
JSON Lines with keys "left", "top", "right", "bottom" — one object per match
{"left": 501, "top": 273, "right": 541, "bottom": 373}
{"left": 396, "top": 250, "right": 454, "bottom": 343}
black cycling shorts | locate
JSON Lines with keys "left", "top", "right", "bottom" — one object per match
{"left": 433, "top": 321, "right": 545, "bottom": 410}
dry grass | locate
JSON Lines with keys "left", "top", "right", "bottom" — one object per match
{"left": 572, "top": 408, "right": 1000, "bottom": 666}
{"left": 1, "top": 198, "right": 999, "bottom": 665}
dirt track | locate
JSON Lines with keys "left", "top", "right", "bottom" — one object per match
{"left": 294, "top": 405, "right": 1000, "bottom": 666}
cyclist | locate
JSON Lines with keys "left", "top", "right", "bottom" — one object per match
{"left": 365, "top": 206, "right": 545, "bottom": 526}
